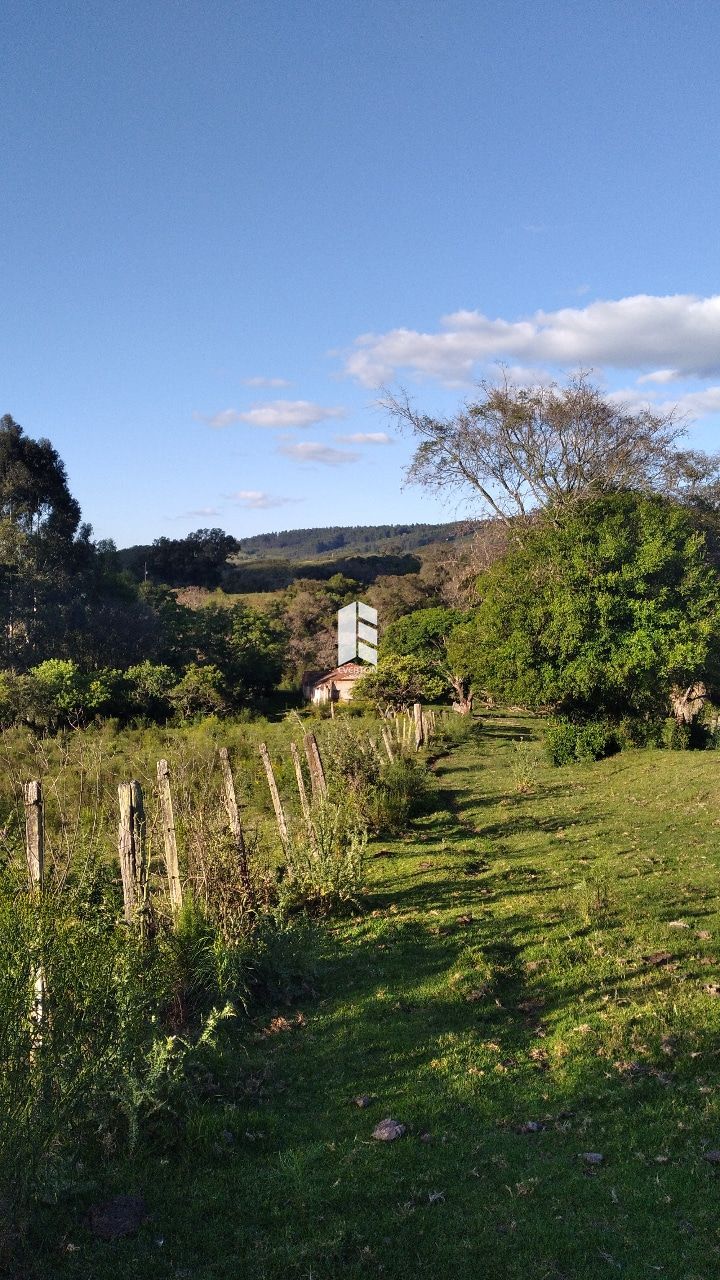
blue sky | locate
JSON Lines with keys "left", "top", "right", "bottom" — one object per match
{"left": 3, "top": 0, "right": 720, "bottom": 546}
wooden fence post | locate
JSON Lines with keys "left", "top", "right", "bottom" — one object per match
{"left": 259, "top": 743, "right": 290, "bottom": 855}
{"left": 381, "top": 726, "right": 395, "bottom": 762}
{"left": 156, "top": 760, "right": 183, "bottom": 914}
{"left": 219, "top": 747, "right": 255, "bottom": 904}
{"left": 413, "top": 702, "right": 425, "bottom": 750}
{"left": 290, "top": 741, "right": 317, "bottom": 853}
{"left": 23, "top": 781, "right": 44, "bottom": 892}
{"left": 23, "top": 781, "right": 45, "bottom": 1048}
{"left": 303, "top": 732, "right": 327, "bottom": 798}
{"left": 118, "top": 780, "right": 148, "bottom": 927}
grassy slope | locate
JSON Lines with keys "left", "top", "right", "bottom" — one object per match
{"left": 36, "top": 715, "right": 720, "bottom": 1279}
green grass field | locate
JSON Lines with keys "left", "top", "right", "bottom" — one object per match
{"left": 24, "top": 715, "right": 720, "bottom": 1279}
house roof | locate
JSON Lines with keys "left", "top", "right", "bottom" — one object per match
{"left": 307, "top": 661, "right": 367, "bottom": 687}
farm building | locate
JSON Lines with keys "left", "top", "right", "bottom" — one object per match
{"left": 302, "top": 662, "right": 367, "bottom": 704}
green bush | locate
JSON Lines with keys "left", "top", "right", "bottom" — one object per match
{"left": 613, "top": 715, "right": 664, "bottom": 749}
{"left": 660, "top": 717, "right": 710, "bottom": 750}
{"left": 432, "top": 711, "right": 476, "bottom": 749}
{"left": 283, "top": 793, "right": 367, "bottom": 915}
{"left": 0, "top": 864, "right": 279, "bottom": 1204}
{"left": 366, "top": 757, "right": 433, "bottom": 834}
{"left": 544, "top": 717, "right": 617, "bottom": 767}
{"left": 544, "top": 718, "right": 580, "bottom": 766}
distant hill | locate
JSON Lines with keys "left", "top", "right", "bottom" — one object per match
{"left": 118, "top": 522, "right": 471, "bottom": 591}
{"left": 229, "top": 521, "right": 467, "bottom": 562}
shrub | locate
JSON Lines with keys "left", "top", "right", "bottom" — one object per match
{"left": 366, "top": 757, "right": 432, "bottom": 834}
{"left": 660, "top": 717, "right": 710, "bottom": 750}
{"left": 0, "top": 864, "right": 274, "bottom": 1203}
{"left": 544, "top": 718, "right": 580, "bottom": 766}
{"left": 283, "top": 794, "right": 367, "bottom": 914}
{"left": 613, "top": 715, "right": 664, "bottom": 749}
{"left": 544, "top": 717, "right": 617, "bottom": 766}
{"left": 510, "top": 740, "right": 540, "bottom": 792}
{"left": 431, "top": 711, "right": 476, "bottom": 749}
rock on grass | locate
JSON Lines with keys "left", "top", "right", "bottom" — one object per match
{"left": 372, "top": 1118, "right": 406, "bottom": 1141}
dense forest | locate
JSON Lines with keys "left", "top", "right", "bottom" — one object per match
{"left": 228, "top": 520, "right": 467, "bottom": 559}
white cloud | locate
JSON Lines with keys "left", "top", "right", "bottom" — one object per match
{"left": 637, "top": 369, "right": 680, "bottom": 385}
{"left": 198, "top": 400, "right": 346, "bottom": 430}
{"left": 241, "top": 376, "right": 292, "bottom": 388}
{"left": 336, "top": 431, "right": 393, "bottom": 445}
{"left": 606, "top": 383, "right": 720, "bottom": 423}
{"left": 279, "top": 442, "right": 360, "bottom": 466}
{"left": 344, "top": 294, "right": 720, "bottom": 387}
{"left": 663, "top": 386, "right": 720, "bottom": 420}
{"left": 224, "top": 490, "right": 300, "bottom": 509}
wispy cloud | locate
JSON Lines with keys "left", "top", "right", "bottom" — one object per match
{"left": 336, "top": 431, "right": 393, "bottom": 445}
{"left": 197, "top": 400, "right": 346, "bottom": 430}
{"left": 172, "top": 506, "right": 222, "bottom": 520}
{"left": 224, "top": 490, "right": 301, "bottom": 509}
{"left": 344, "top": 294, "right": 720, "bottom": 387}
{"left": 278, "top": 442, "right": 360, "bottom": 466}
{"left": 241, "top": 376, "right": 292, "bottom": 388}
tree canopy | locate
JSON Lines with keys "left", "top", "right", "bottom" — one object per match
{"left": 388, "top": 375, "right": 720, "bottom": 526}
{"left": 455, "top": 492, "right": 720, "bottom": 719}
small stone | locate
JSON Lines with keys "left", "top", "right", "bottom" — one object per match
{"left": 697, "top": 930, "right": 712, "bottom": 940}
{"left": 353, "top": 1095, "right": 372, "bottom": 1108}
{"left": 372, "top": 1117, "right": 406, "bottom": 1142}
{"left": 703, "top": 1149, "right": 720, "bottom": 1164}
{"left": 581, "top": 1152, "right": 604, "bottom": 1165}
{"left": 668, "top": 920, "right": 690, "bottom": 929}
{"left": 419, "top": 1131, "right": 432, "bottom": 1142}
{"left": 518, "top": 1120, "right": 543, "bottom": 1134}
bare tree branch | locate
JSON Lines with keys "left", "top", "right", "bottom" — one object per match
{"left": 385, "top": 374, "right": 720, "bottom": 528}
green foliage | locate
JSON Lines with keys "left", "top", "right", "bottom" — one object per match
{"left": 364, "top": 756, "right": 433, "bottom": 834}
{"left": 544, "top": 716, "right": 618, "bottom": 766}
{"left": 283, "top": 795, "right": 367, "bottom": 915}
{"left": 134, "top": 528, "right": 240, "bottom": 588}
{"left": 657, "top": 714, "right": 716, "bottom": 750}
{"left": 227, "top": 520, "right": 464, "bottom": 562}
{"left": 462, "top": 493, "right": 720, "bottom": 718}
{"left": 354, "top": 653, "right": 446, "bottom": 709}
{"left": 380, "top": 606, "right": 472, "bottom": 706}
{"left": 21, "top": 711, "right": 720, "bottom": 1279}
{"left": 125, "top": 660, "right": 176, "bottom": 720}
{"left": 380, "top": 606, "right": 466, "bottom": 661}
{"left": 509, "top": 739, "right": 541, "bottom": 792}
{"left": 430, "top": 709, "right": 476, "bottom": 748}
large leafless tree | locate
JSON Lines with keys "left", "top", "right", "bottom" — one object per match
{"left": 386, "top": 374, "right": 720, "bottom": 527}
